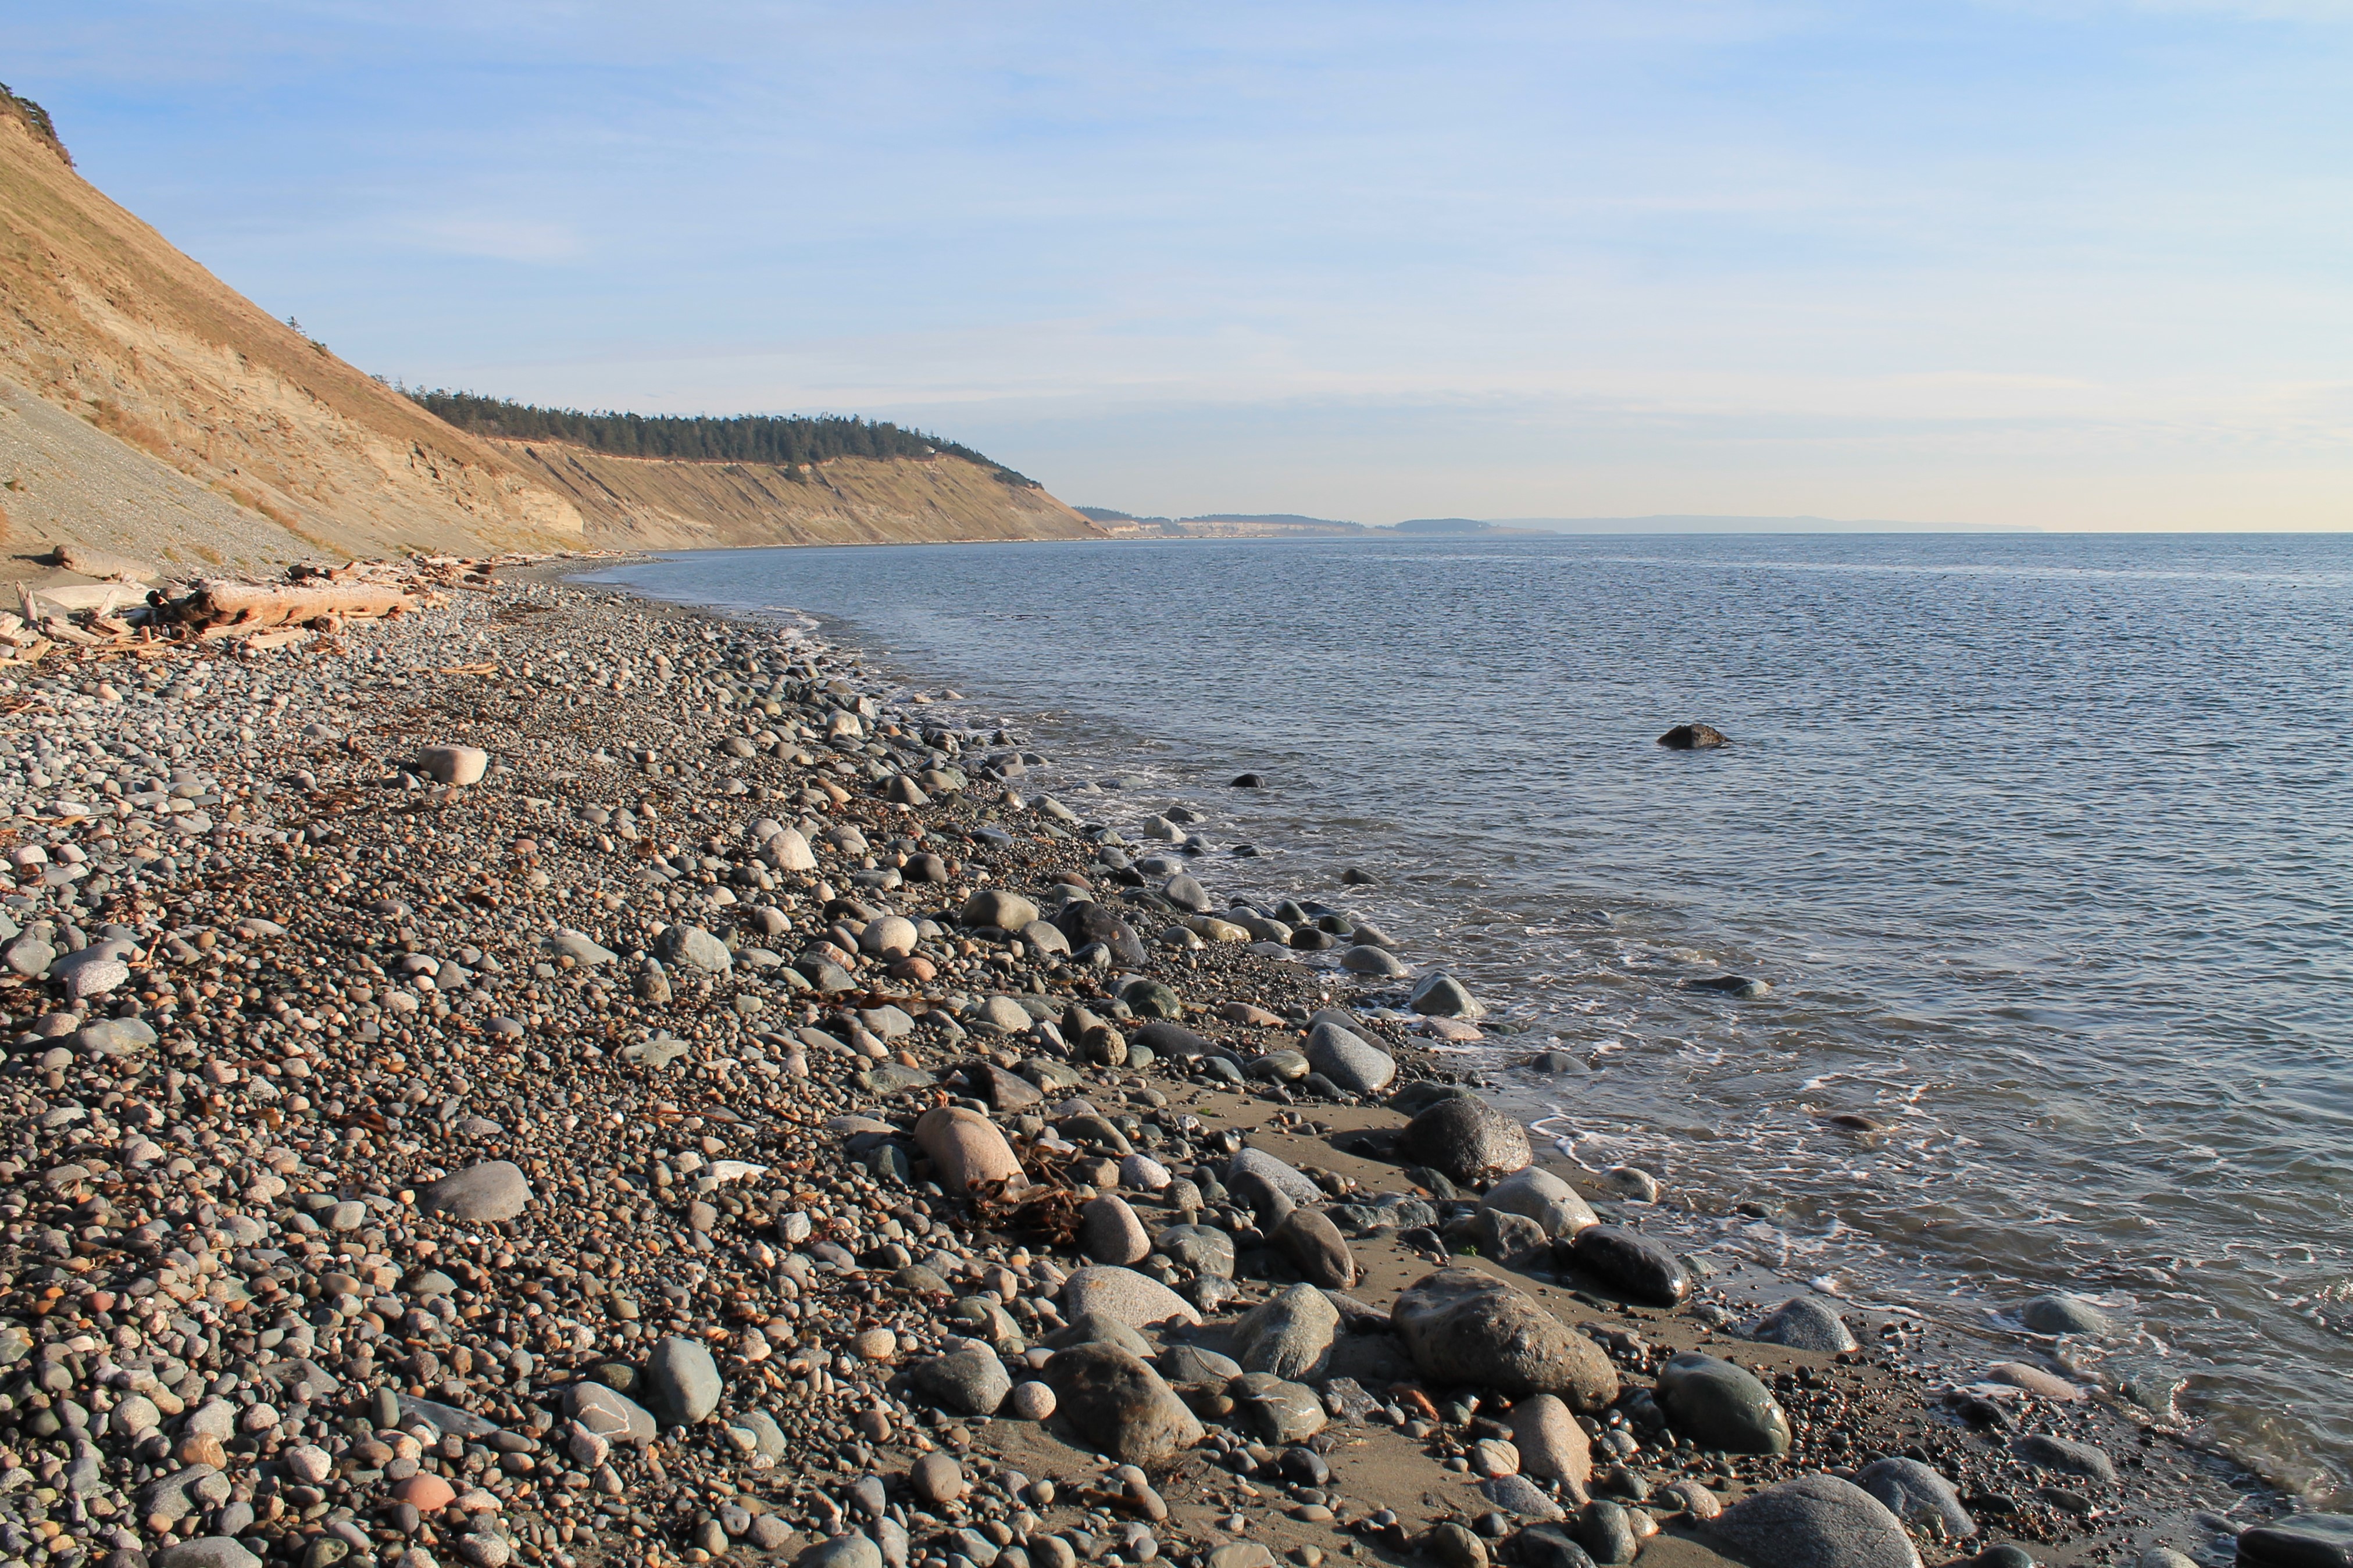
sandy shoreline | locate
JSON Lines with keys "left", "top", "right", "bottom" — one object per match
{"left": 0, "top": 564, "right": 2308, "bottom": 1568}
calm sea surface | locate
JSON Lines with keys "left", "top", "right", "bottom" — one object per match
{"left": 585, "top": 534, "right": 2353, "bottom": 1501}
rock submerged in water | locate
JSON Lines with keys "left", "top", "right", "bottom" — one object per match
{"left": 2019, "top": 1291, "right": 2113, "bottom": 1336}
{"left": 1658, "top": 723, "right": 1730, "bottom": 750}
{"left": 1685, "top": 973, "right": 1770, "bottom": 998}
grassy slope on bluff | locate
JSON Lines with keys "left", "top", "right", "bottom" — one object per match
{"left": 0, "top": 109, "right": 587, "bottom": 573}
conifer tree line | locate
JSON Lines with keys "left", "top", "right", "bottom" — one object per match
{"left": 406, "top": 390, "right": 1037, "bottom": 486}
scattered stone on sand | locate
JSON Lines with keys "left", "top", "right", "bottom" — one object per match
{"left": 1393, "top": 1269, "right": 1620, "bottom": 1409}
{"left": 1705, "top": 1474, "right": 1922, "bottom": 1568}
{"left": 1396, "top": 1096, "right": 1533, "bottom": 1186}
{"left": 1042, "top": 1342, "right": 1204, "bottom": 1464}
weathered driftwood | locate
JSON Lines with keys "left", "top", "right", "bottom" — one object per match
{"left": 185, "top": 581, "right": 416, "bottom": 628}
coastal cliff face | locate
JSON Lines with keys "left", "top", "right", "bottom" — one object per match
{"left": 0, "top": 114, "right": 587, "bottom": 572}
{"left": 491, "top": 437, "right": 1107, "bottom": 549}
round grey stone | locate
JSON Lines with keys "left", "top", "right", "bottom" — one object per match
{"left": 1704, "top": 1474, "right": 1922, "bottom": 1568}
{"left": 417, "top": 1161, "right": 532, "bottom": 1222}
{"left": 645, "top": 1335, "right": 723, "bottom": 1425}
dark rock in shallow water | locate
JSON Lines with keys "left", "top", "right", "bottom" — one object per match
{"left": 1705, "top": 1474, "right": 1919, "bottom": 1568}
{"left": 1230, "top": 773, "right": 1264, "bottom": 788}
{"left": 1684, "top": 973, "right": 1770, "bottom": 998}
{"left": 1656, "top": 1352, "right": 1791, "bottom": 1455}
{"left": 1657, "top": 723, "right": 1729, "bottom": 750}
{"left": 1562, "top": 1224, "right": 1688, "bottom": 1307}
{"left": 2019, "top": 1292, "right": 2112, "bottom": 1335}
{"left": 1341, "top": 867, "right": 1378, "bottom": 885}
{"left": 2237, "top": 1515, "right": 2353, "bottom": 1568}
{"left": 1397, "top": 1096, "right": 1531, "bottom": 1185}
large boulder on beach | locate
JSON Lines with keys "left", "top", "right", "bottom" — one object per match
{"left": 1058, "top": 901, "right": 1148, "bottom": 965}
{"left": 1751, "top": 1296, "right": 1858, "bottom": 1353}
{"left": 567, "top": 1381, "right": 658, "bottom": 1444}
{"left": 1155, "top": 1223, "right": 1236, "bottom": 1278}
{"left": 1043, "top": 1342, "right": 1202, "bottom": 1464}
{"left": 1392, "top": 1269, "right": 1618, "bottom": 1410}
{"left": 1481, "top": 1167, "right": 1597, "bottom": 1240}
{"left": 416, "top": 745, "right": 489, "bottom": 786}
{"left": 657, "top": 923, "right": 733, "bottom": 974}
{"left": 1270, "top": 1208, "right": 1355, "bottom": 1287}
{"left": 1397, "top": 1098, "right": 1530, "bottom": 1186}
{"left": 417, "top": 1162, "right": 532, "bottom": 1222}
{"left": 1656, "top": 1352, "right": 1790, "bottom": 1455}
{"left": 760, "top": 827, "right": 817, "bottom": 870}
{"left": 1408, "top": 972, "right": 1486, "bottom": 1019}
{"left": 1233, "top": 1283, "right": 1340, "bottom": 1380}
{"left": 1304, "top": 1021, "right": 1395, "bottom": 1094}
{"left": 1852, "top": 1457, "right": 1974, "bottom": 1540}
{"left": 961, "top": 889, "right": 1039, "bottom": 932}
{"left": 904, "top": 1346, "right": 1012, "bottom": 1417}
{"left": 1704, "top": 1474, "right": 1920, "bottom": 1568}
{"left": 1079, "top": 1195, "right": 1152, "bottom": 1266}
{"left": 1508, "top": 1394, "right": 1593, "bottom": 1486}
{"left": 645, "top": 1335, "right": 723, "bottom": 1426}
{"left": 1062, "top": 1265, "right": 1201, "bottom": 1330}
{"left": 1228, "top": 1146, "right": 1323, "bottom": 1208}
{"left": 913, "top": 1108, "right": 1023, "bottom": 1194}
{"left": 1561, "top": 1224, "right": 1688, "bottom": 1306}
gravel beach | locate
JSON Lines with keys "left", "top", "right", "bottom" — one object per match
{"left": 0, "top": 563, "right": 2325, "bottom": 1568}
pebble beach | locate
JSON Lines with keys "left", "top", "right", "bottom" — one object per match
{"left": 0, "top": 562, "right": 2333, "bottom": 1568}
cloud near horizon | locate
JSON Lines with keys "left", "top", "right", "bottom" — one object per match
{"left": 15, "top": 1, "right": 2353, "bottom": 529}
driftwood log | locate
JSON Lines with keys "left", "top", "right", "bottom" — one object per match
{"left": 183, "top": 581, "right": 417, "bottom": 630}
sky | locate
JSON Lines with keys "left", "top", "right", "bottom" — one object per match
{"left": 14, "top": 1, "right": 2353, "bottom": 528}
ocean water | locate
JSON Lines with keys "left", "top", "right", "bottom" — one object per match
{"left": 584, "top": 533, "right": 2353, "bottom": 1501}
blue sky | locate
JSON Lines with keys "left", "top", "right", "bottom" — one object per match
{"left": 15, "top": 2, "right": 2353, "bottom": 527}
